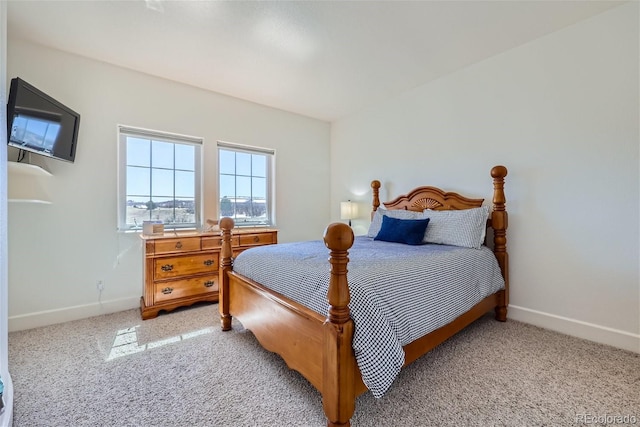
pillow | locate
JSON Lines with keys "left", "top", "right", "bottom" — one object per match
{"left": 422, "top": 205, "right": 489, "bottom": 249}
{"left": 374, "top": 216, "right": 430, "bottom": 245}
{"left": 367, "top": 207, "right": 428, "bottom": 238}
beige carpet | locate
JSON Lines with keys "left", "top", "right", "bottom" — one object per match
{"left": 8, "top": 303, "right": 640, "bottom": 426}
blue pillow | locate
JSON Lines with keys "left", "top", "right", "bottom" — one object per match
{"left": 374, "top": 215, "right": 430, "bottom": 245}
{"left": 367, "top": 207, "right": 428, "bottom": 237}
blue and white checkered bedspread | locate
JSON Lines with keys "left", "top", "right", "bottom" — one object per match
{"left": 232, "top": 236, "right": 505, "bottom": 397}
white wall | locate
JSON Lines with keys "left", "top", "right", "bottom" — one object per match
{"left": 6, "top": 39, "right": 331, "bottom": 330}
{"left": 331, "top": 3, "right": 639, "bottom": 352}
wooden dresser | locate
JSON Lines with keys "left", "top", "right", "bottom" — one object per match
{"left": 140, "top": 228, "right": 277, "bottom": 319}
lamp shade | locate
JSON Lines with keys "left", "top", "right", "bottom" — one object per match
{"left": 340, "top": 200, "right": 357, "bottom": 220}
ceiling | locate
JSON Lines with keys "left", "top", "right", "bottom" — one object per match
{"left": 7, "top": 0, "right": 624, "bottom": 122}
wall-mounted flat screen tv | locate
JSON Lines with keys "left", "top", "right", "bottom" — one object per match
{"left": 6, "top": 77, "right": 80, "bottom": 163}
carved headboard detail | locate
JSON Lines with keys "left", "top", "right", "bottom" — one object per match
{"left": 371, "top": 183, "right": 485, "bottom": 214}
{"left": 412, "top": 197, "right": 443, "bottom": 211}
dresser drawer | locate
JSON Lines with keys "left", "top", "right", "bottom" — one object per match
{"left": 202, "top": 235, "right": 239, "bottom": 250}
{"left": 154, "top": 237, "right": 201, "bottom": 254}
{"left": 154, "top": 253, "right": 219, "bottom": 279}
{"left": 239, "top": 232, "right": 276, "bottom": 247}
{"left": 154, "top": 275, "right": 218, "bottom": 302}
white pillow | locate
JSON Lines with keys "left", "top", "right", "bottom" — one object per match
{"left": 422, "top": 206, "right": 489, "bottom": 249}
{"left": 367, "top": 207, "right": 428, "bottom": 238}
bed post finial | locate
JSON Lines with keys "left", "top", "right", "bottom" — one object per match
{"left": 371, "top": 180, "right": 381, "bottom": 221}
{"left": 323, "top": 222, "right": 354, "bottom": 324}
{"left": 322, "top": 222, "right": 356, "bottom": 427}
{"left": 219, "top": 217, "right": 235, "bottom": 331}
{"left": 490, "top": 166, "right": 508, "bottom": 322}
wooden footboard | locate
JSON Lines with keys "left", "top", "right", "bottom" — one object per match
{"left": 218, "top": 165, "right": 508, "bottom": 427}
{"left": 226, "top": 270, "right": 329, "bottom": 391}
{"left": 219, "top": 221, "right": 363, "bottom": 426}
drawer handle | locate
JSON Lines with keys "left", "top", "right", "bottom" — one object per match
{"left": 175, "top": 242, "right": 183, "bottom": 249}
{"left": 253, "top": 236, "right": 260, "bottom": 243}
{"left": 203, "top": 259, "right": 215, "bottom": 266}
{"left": 161, "top": 264, "right": 174, "bottom": 272}
{"left": 204, "top": 280, "right": 215, "bottom": 288}
{"left": 162, "top": 287, "right": 174, "bottom": 294}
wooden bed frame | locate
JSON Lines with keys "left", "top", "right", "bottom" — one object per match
{"left": 218, "top": 165, "right": 508, "bottom": 427}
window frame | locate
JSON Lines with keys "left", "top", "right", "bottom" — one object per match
{"left": 217, "top": 141, "right": 275, "bottom": 227}
{"left": 117, "top": 125, "right": 203, "bottom": 232}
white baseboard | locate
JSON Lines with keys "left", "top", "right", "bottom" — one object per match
{"left": 508, "top": 305, "right": 640, "bottom": 354}
{"left": 8, "top": 297, "right": 139, "bottom": 332}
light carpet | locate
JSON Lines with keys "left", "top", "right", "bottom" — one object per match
{"left": 8, "top": 303, "right": 640, "bottom": 426}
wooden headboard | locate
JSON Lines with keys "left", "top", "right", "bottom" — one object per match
{"left": 371, "top": 181, "right": 485, "bottom": 213}
{"left": 370, "top": 165, "right": 507, "bottom": 227}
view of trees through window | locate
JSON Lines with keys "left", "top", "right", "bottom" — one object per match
{"left": 219, "top": 145, "right": 271, "bottom": 226}
{"left": 118, "top": 130, "right": 270, "bottom": 231}
{"left": 119, "top": 128, "right": 201, "bottom": 231}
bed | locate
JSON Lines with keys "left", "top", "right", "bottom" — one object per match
{"left": 217, "top": 165, "right": 509, "bottom": 426}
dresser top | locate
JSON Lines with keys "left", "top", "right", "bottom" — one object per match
{"left": 139, "top": 227, "right": 276, "bottom": 241}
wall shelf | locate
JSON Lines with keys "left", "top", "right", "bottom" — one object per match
{"left": 7, "top": 161, "right": 52, "bottom": 177}
{"left": 7, "top": 199, "right": 52, "bottom": 204}
{"left": 7, "top": 161, "right": 53, "bottom": 204}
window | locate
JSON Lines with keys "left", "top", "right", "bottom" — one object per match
{"left": 218, "top": 141, "right": 275, "bottom": 227}
{"left": 118, "top": 126, "right": 202, "bottom": 231}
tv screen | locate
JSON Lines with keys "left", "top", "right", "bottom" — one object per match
{"left": 6, "top": 77, "right": 80, "bottom": 163}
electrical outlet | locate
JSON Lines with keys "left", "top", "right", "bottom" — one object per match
{"left": 96, "top": 280, "right": 104, "bottom": 292}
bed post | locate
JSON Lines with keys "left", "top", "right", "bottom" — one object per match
{"left": 371, "top": 180, "right": 381, "bottom": 220}
{"left": 490, "top": 166, "right": 509, "bottom": 322}
{"left": 322, "top": 222, "right": 356, "bottom": 427}
{"left": 219, "top": 217, "right": 234, "bottom": 331}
